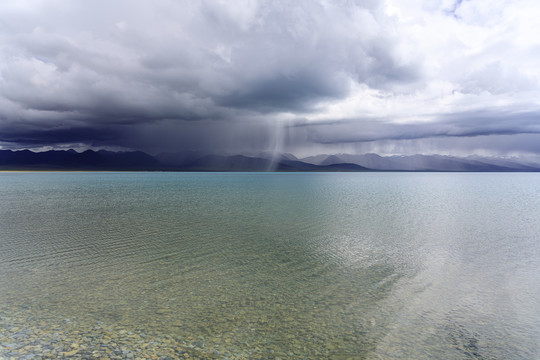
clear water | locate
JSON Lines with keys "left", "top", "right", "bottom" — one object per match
{"left": 0, "top": 172, "right": 539, "bottom": 359}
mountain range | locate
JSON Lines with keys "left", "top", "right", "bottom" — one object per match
{"left": 1, "top": 149, "right": 539, "bottom": 172}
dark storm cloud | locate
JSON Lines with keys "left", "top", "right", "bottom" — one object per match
{"left": 0, "top": 0, "right": 539, "bottom": 156}
{"left": 297, "top": 109, "right": 540, "bottom": 144}
{"left": 0, "top": 1, "right": 418, "bottom": 137}
{"left": 217, "top": 70, "right": 350, "bottom": 112}
{"left": 0, "top": 126, "right": 120, "bottom": 147}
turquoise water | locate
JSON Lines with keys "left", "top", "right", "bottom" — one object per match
{"left": 1, "top": 172, "right": 539, "bottom": 359}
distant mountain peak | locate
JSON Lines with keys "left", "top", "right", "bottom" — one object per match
{"left": 1, "top": 149, "right": 539, "bottom": 172}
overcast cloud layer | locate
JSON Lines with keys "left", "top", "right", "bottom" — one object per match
{"left": 1, "top": 0, "right": 540, "bottom": 157}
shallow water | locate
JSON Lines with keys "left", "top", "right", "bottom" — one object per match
{"left": 1, "top": 172, "right": 539, "bottom": 359}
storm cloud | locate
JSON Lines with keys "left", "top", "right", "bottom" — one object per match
{"left": 1, "top": 0, "right": 540, "bottom": 157}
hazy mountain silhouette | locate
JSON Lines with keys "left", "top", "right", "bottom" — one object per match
{"left": 1, "top": 149, "right": 539, "bottom": 171}
{"left": 301, "top": 153, "right": 540, "bottom": 172}
{"left": 155, "top": 150, "right": 208, "bottom": 167}
{"left": 0, "top": 150, "right": 368, "bottom": 171}
{"left": 180, "top": 154, "right": 369, "bottom": 172}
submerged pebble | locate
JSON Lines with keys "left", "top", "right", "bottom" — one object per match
{"left": 0, "top": 305, "right": 360, "bottom": 359}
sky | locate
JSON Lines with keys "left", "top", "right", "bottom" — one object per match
{"left": 1, "top": 0, "right": 540, "bottom": 158}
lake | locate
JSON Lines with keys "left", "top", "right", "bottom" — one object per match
{"left": 1, "top": 172, "right": 539, "bottom": 359}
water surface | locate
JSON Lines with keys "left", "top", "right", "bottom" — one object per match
{"left": 1, "top": 172, "right": 539, "bottom": 359}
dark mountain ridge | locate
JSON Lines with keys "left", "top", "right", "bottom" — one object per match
{"left": 0, "top": 149, "right": 159, "bottom": 170}
{"left": 1, "top": 149, "right": 539, "bottom": 171}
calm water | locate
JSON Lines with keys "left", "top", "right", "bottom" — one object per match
{"left": 1, "top": 172, "right": 539, "bottom": 359}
